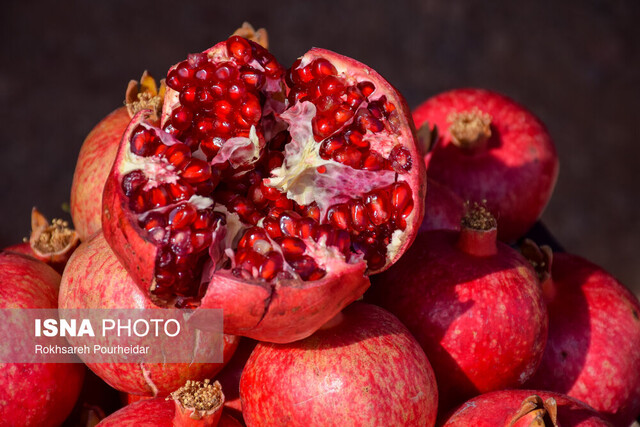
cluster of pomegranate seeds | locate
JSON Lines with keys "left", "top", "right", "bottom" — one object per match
{"left": 164, "top": 36, "right": 284, "bottom": 160}
{"left": 119, "top": 36, "right": 417, "bottom": 302}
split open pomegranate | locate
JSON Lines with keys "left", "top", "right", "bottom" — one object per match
{"left": 102, "top": 36, "right": 425, "bottom": 342}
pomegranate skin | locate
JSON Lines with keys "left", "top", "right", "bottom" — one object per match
{"left": 413, "top": 88, "right": 559, "bottom": 242}
{"left": 71, "top": 107, "right": 130, "bottom": 241}
{"left": 97, "top": 399, "right": 242, "bottom": 426}
{"left": 239, "top": 302, "right": 438, "bottom": 427}
{"left": 526, "top": 253, "right": 640, "bottom": 426}
{"left": 419, "top": 178, "right": 464, "bottom": 232}
{"left": 442, "top": 389, "right": 612, "bottom": 426}
{"left": 0, "top": 252, "right": 85, "bottom": 426}
{"left": 368, "top": 229, "right": 548, "bottom": 410}
{"left": 59, "top": 233, "right": 239, "bottom": 396}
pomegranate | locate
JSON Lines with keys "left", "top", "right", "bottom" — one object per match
{"left": 442, "top": 390, "right": 612, "bottom": 426}
{"left": 101, "top": 36, "right": 425, "bottom": 342}
{"left": 213, "top": 337, "right": 257, "bottom": 418}
{"left": 0, "top": 252, "right": 85, "bottom": 426}
{"left": 522, "top": 241, "right": 640, "bottom": 426}
{"left": 413, "top": 88, "right": 559, "bottom": 242}
{"left": 59, "top": 232, "right": 239, "bottom": 396}
{"left": 6, "top": 207, "right": 80, "bottom": 273}
{"left": 98, "top": 380, "right": 243, "bottom": 426}
{"left": 367, "top": 205, "right": 548, "bottom": 411}
{"left": 419, "top": 178, "right": 464, "bottom": 232}
{"left": 239, "top": 302, "right": 438, "bottom": 426}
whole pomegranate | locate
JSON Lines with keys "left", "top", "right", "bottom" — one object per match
{"left": 419, "top": 178, "right": 463, "bottom": 232}
{"left": 59, "top": 232, "right": 239, "bottom": 396}
{"left": 0, "top": 252, "right": 85, "bottom": 426}
{"left": 522, "top": 241, "right": 640, "bottom": 426}
{"left": 239, "top": 302, "right": 438, "bottom": 426}
{"left": 442, "top": 390, "right": 612, "bottom": 426}
{"left": 413, "top": 88, "right": 559, "bottom": 242}
{"left": 98, "top": 380, "right": 242, "bottom": 426}
{"left": 6, "top": 208, "right": 79, "bottom": 273}
{"left": 70, "top": 72, "right": 165, "bottom": 241}
{"left": 367, "top": 205, "right": 548, "bottom": 411}
{"left": 101, "top": 35, "right": 425, "bottom": 342}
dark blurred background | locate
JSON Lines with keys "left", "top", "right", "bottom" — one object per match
{"left": 1, "top": 0, "right": 638, "bottom": 297}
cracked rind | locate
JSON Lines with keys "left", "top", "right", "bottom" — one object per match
{"left": 59, "top": 233, "right": 239, "bottom": 396}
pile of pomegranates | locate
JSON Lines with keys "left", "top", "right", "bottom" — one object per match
{"left": 3, "top": 23, "right": 639, "bottom": 426}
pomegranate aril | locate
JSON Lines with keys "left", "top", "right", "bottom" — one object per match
{"left": 142, "top": 211, "right": 166, "bottom": 231}
{"left": 240, "top": 66, "right": 264, "bottom": 88}
{"left": 164, "top": 144, "right": 191, "bottom": 168}
{"left": 327, "top": 203, "right": 351, "bottom": 230}
{"left": 167, "top": 62, "right": 195, "bottom": 91}
{"left": 345, "top": 87, "right": 364, "bottom": 109}
{"left": 335, "top": 230, "right": 351, "bottom": 256}
{"left": 357, "top": 81, "right": 375, "bottom": 98}
{"left": 230, "top": 197, "right": 255, "bottom": 220}
{"left": 316, "top": 95, "right": 339, "bottom": 113}
{"left": 279, "top": 213, "right": 300, "bottom": 236}
{"left": 349, "top": 200, "right": 368, "bottom": 231}
{"left": 193, "top": 209, "right": 217, "bottom": 230}
{"left": 149, "top": 186, "right": 170, "bottom": 209}
{"left": 263, "top": 217, "right": 282, "bottom": 239}
{"left": 389, "top": 145, "right": 412, "bottom": 174}
{"left": 196, "top": 87, "right": 215, "bottom": 109}
{"left": 200, "top": 137, "right": 222, "bottom": 159}
{"left": 236, "top": 249, "right": 266, "bottom": 274}
{"left": 356, "top": 110, "right": 384, "bottom": 133}
{"left": 130, "top": 126, "right": 159, "bottom": 156}
{"left": 121, "top": 170, "right": 147, "bottom": 197}
{"left": 194, "top": 179, "right": 217, "bottom": 196}
{"left": 248, "top": 183, "right": 267, "bottom": 208}
{"left": 312, "top": 58, "right": 337, "bottom": 78}
{"left": 215, "top": 63, "right": 238, "bottom": 81}
{"left": 214, "top": 119, "right": 233, "bottom": 136}
{"left": 239, "top": 227, "right": 269, "bottom": 250}
{"left": 313, "top": 116, "right": 337, "bottom": 140}
{"left": 297, "top": 217, "right": 318, "bottom": 240}
{"left": 129, "top": 189, "right": 147, "bottom": 213}
{"left": 291, "top": 61, "right": 314, "bottom": 85}
{"left": 319, "top": 136, "right": 345, "bottom": 160}
{"left": 263, "top": 59, "right": 283, "bottom": 78}
{"left": 260, "top": 252, "right": 283, "bottom": 280}
{"left": 227, "top": 36, "right": 253, "bottom": 64}
{"left": 290, "top": 256, "right": 322, "bottom": 281}
{"left": 170, "top": 228, "right": 194, "bottom": 255}
{"left": 278, "top": 236, "right": 306, "bottom": 261}
{"left": 169, "top": 203, "right": 197, "bottom": 229}
{"left": 171, "top": 107, "right": 193, "bottom": 131}
{"left": 274, "top": 196, "right": 293, "bottom": 210}
{"left": 362, "top": 151, "right": 386, "bottom": 171}
{"left": 333, "top": 146, "right": 363, "bottom": 169}
{"left": 365, "top": 190, "right": 391, "bottom": 225}
{"left": 266, "top": 151, "right": 284, "bottom": 171}
{"left": 241, "top": 95, "right": 262, "bottom": 122}
{"left": 315, "top": 224, "right": 336, "bottom": 247}
{"left": 191, "top": 231, "right": 212, "bottom": 252}
{"left": 303, "top": 203, "right": 321, "bottom": 222}
{"left": 193, "top": 63, "right": 216, "bottom": 85}
{"left": 182, "top": 158, "right": 212, "bottom": 184}
{"left": 157, "top": 250, "right": 173, "bottom": 269}
{"left": 227, "top": 84, "right": 246, "bottom": 103}
{"left": 345, "top": 130, "right": 368, "bottom": 149}
{"left": 179, "top": 86, "right": 197, "bottom": 106}
{"left": 391, "top": 181, "right": 412, "bottom": 215}
{"left": 195, "top": 117, "right": 214, "bottom": 136}
{"left": 319, "top": 76, "right": 345, "bottom": 95}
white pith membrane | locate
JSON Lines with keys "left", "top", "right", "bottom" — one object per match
{"left": 117, "top": 40, "right": 416, "bottom": 306}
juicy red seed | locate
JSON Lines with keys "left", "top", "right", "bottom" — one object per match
{"left": 171, "top": 106, "right": 193, "bottom": 131}
{"left": 149, "top": 186, "right": 170, "bottom": 209}
{"left": 304, "top": 204, "right": 321, "bottom": 222}
{"left": 167, "top": 183, "right": 194, "bottom": 202}
{"left": 194, "top": 63, "right": 217, "bottom": 84}
{"left": 316, "top": 95, "right": 339, "bottom": 113}
{"left": 240, "top": 96, "right": 262, "bottom": 122}
{"left": 196, "top": 87, "right": 215, "bottom": 108}
{"left": 369, "top": 103, "right": 384, "bottom": 119}
{"left": 326, "top": 203, "right": 351, "bottom": 230}
{"left": 227, "top": 36, "right": 253, "bottom": 64}
{"left": 227, "top": 84, "right": 246, "bottom": 103}
{"left": 240, "top": 66, "right": 264, "bottom": 88}
{"left": 236, "top": 248, "right": 266, "bottom": 273}
{"left": 162, "top": 124, "right": 180, "bottom": 138}
{"left": 289, "top": 256, "right": 322, "bottom": 281}
{"left": 195, "top": 117, "right": 214, "bottom": 135}
{"left": 263, "top": 217, "right": 282, "bottom": 239}
{"left": 345, "top": 130, "right": 368, "bottom": 149}
{"left": 260, "top": 251, "right": 283, "bottom": 280}
{"left": 278, "top": 236, "right": 306, "bottom": 260}
{"left": 180, "top": 86, "right": 197, "bottom": 106}
{"left": 362, "top": 151, "right": 386, "bottom": 171}
{"left": 167, "top": 63, "right": 195, "bottom": 91}
{"left": 129, "top": 189, "right": 147, "bottom": 213}
{"left": 164, "top": 144, "right": 191, "bottom": 168}
{"left": 389, "top": 145, "right": 413, "bottom": 174}
{"left": 239, "top": 227, "right": 269, "bottom": 249}
{"left": 193, "top": 209, "right": 218, "bottom": 230}
{"left": 391, "top": 181, "right": 412, "bottom": 215}
{"left": 335, "top": 230, "right": 351, "bottom": 256}
{"left": 194, "top": 180, "right": 217, "bottom": 196}
{"left": 231, "top": 196, "right": 255, "bottom": 219}
{"left": 191, "top": 231, "right": 213, "bottom": 252}
{"left": 297, "top": 217, "right": 318, "bottom": 240}
{"left": 365, "top": 190, "right": 391, "bottom": 225}
{"left": 200, "top": 137, "right": 223, "bottom": 159}
{"left": 214, "top": 119, "right": 233, "bottom": 135}
{"left": 122, "top": 170, "right": 147, "bottom": 197}
{"left": 357, "top": 81, "right": 375, "bottom": 98}
{"left": 142, "top": 211, "right": 166, "bottom": 231}
{"left": 349, "top": 200, "right": 368, "bottom": 231}
{"left": 334, "top": 105, "right": 354, "bottom": 125}
{"left": 312, "top": 58, "right": 337, "bottom": 78}
{"left": 130, "top": 126, "right": 159, "bottom": 156}
{"left": 248, "top": 183, "right": 267, "bottom": 207}
{"left": 274, "top": 196, "right": 293, "bottom": 210}
{"left": 168, "top": 203, "right": 198, "bottom": 229}
{"left": 333, "top": 146, "right": 363, "bottom": 169}
{"left": 345, "top": 87, "right": 365, "bottom": 109}
{"left": 266, "top": 151, "right": 284, "bottom": 171}
{"left": 292, "top": 63, "right": 314, "bottom": 85}
{"left": 211, "top": 83, "right": 225, "bottom": 97}
{"left": 215, "top": 63, "right": 237, "bottom": 81}
{"left": 315, "top": 224, "right": 336, "bottom": 247}
{"left": 319, "top": 76, "right": 345, "bottom": 95}
{"left": 213, "top": 100, "right": 233, "bottom": 117}
{"left": 187, "top": 53, "right": 208, "bottom": 68}
{"left": 356, "top": 110, "right": 384, "bottom": 133}
{"left": 182, "top": 158, "right": 212, "bottom": 184}
{"left": 279, "top": 213, "right": 300, "bottom": 236}
{"left": 263, "top": 59, "right": 283, "bottom": 78}
{"left": 148, "top": 226, "right": 165, "bottom": 244}
{"left": 313, "top": 116, "right": 337, "bottom": 140}
{"left": 289, "top": 87, "right": 309, "bottom": 104}
{"left": 319, "top": 136, "right": 345, "bottom": 160}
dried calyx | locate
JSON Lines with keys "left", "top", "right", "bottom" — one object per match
{"left": 457, "top": 202, "right": 498, "bottom": 257}
{"left": 508, "top": 395, "right": 558, "bottom": 427}
{"left": 169, "top": 379, "right": 224, "bottom": 425}
{"left": 126, "top": 71, "right": 166, "bottom": 122}
{"left": 28, "top": 208, "right": 80, "bottom": 272}
{"left": 447, "top": 107, "right": 492, "bottom": 150}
